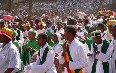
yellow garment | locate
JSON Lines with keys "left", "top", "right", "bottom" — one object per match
{"left": 107, "top": 20, "right": 116, "bottom": 26}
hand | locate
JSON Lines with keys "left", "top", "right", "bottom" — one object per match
{"left": 95, "top": 50, "right": 100, "bottom": 55}
{"left": 63, "top": 62, "right": 69, "bottom": 67}
{"left": 55, "top": 53, "right": 59, "bottom": 57}
{"left": 61, "top": 52, "right": 65, "bottom": 57}
{"left": 22, "top": 46, "right": 26, "bottom": 52}
{"left": 87, "top": 53, "right": 92, "bottom": 56}
{"left": 63, "top": 41, "right": 69, "bottom": 52}
{"left": 28, "top": 46, "right": 34, "bottom": 51}
{"left": 31, "top": 57, "right": 37, "bottom": 63}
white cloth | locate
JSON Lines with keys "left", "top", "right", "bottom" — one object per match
{"left": 109, "top": 40, "right": 116, "bottom": 73}
{"left": 53, "top": 44, "right": 62, "bottom": 54}
{"left": 59, "top": 38, "right": 88, "bottom": 71}
{"left": 93, "top": 40, "right": 113, "bottom": 73}
{"left": 77, "top": 31, "right": 85, "bottom": 39}
{"left": 23, "top": 30, "right": 29, "bottom": 38}
{"left": 37, "top": 29, "right": 45, "bottom": 35}
{"left": 0, "top": 41, "right": 21, "bottom": 73}
{"left": 24, "top": 43, "right": 57, "bottom": 73}
{"left": 18, "top": 30, "right": 24, "bottom": 47}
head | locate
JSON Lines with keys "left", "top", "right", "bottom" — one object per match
{"left": 112, "top": 25, "right": 116, "bottom": 39}
{"left": 51, "top": 33, "right": 60, "bottom": 43}
{"left": 92, "top": 31, "right": 102, "bottom": 44}
{"left": 51, "top": 25, "right": 55, "bottom": 30}
{"left": 64, "top": 26, "right": 77, "bottom": 41}
{"left": 0, "top": 34, "right": 11, "bottom": 43}
{"left": 28, "top": 29, "right": 36, "bottom": 40}
{"left": 97, "top": 23, "right": 106, "bottom": 33}
{"left": 108, "top": 25, "right": 113, "bottom": 34}
{"left": 0, "top": 28, "right": 12, "bottom": 44}
{"left": 37, "top": 33, "right": 48, "bottom": 46}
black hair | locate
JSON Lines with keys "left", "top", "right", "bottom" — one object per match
{"left": 65, "top": 25, "right": 77, "bottom": 37}
{"left": 38, "top": 33, "right": 48, "bottom": 41}
{"left": 67, "top": 18, "right": 77, "bottom": 25}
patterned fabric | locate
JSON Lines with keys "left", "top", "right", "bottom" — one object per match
{"left": 64, "top": 48, "right": 83, "bottom": 73}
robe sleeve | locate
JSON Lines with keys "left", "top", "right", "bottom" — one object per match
{"left": 30, "top": 50, "right": 55, "bottom": 72}
{"left": 96, "top": 43, "right": 113, "bottom": 62}
{"left": 69, "top": 45, "right": 88, "bottom": 70}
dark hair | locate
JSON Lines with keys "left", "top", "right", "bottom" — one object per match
{"left": 97, "top": 23, "right": 106, "bottom": 30}
{"left": 65, "top": 25, "right": 77, "bottom": 37}
{"left": 38, "top": 33, "right": 48, "bottom": 41}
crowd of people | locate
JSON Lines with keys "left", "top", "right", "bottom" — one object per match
{"left": 0, "top": 9, "right": 116, "bottom": 73}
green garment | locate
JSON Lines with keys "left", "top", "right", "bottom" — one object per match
{"left": 46, "top": 29, "right": 51, "bottom": 36}
{"left": 13, "top": 39, "right": 21, "bottom": 54}
{"left": 85, "top": 37, "right": 94, "bottom": 51}
{"left": 48, "top": 39, "right": 54, "bottom": 47}
{"left": 21, "top": 38, "right": 40, "bottom": 65}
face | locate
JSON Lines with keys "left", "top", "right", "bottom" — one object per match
{"left": 93, "top": 36, "right": 101, "bottom": 44}
{"left": 51, "top": 34, "right": 58, "bottom": 42}
{"left": 112, "top": 27, "right": 116, "bottom": 39}
{"left": 37, "top": 37, "right": 46, "bottom": 46}
{"left": 0, "top": 35, "right": 8, "bottom": 43}
{"left": 97, "top": 25, "right": 104, "bottom": 33}
{"left": 0, "top": 34, "right": 4, "bottom": 43}
{"left": 108, "top": 25, "right": 112, "bottom": 34}
{"left": 64, "top": 30, "right": 70, "bottom": 40}
{"left": 0, "top": 25, "right": 4, "bottom": 30}
{"left": 28, "top": 32, "right": 35, "bottom": 40}
{"left": 52, "top": 26, "right": 55, "bottom": 30}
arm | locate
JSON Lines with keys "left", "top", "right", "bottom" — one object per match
{"left": 4, "top": 68, "right": 14, "bottom": 73}
{"left": 7, "top": 47, "right": 21, "bottom": 72}
{"left": 96, "top": 43, "right": 113, "bottom": 61}
{"left": 69, "top": 45, "right": 88, "bottom": 70}
{"left": 30, "top": 50, "right": 55, "bottom": 72}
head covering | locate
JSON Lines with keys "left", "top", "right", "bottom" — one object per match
{"left": 38, "top": 21, "right": 45, "bottom": 26}
{"left": 0, "top": 27, "right": 13, "bottom": 40}
{"left": 24, "top": 22, "right": 30, "bottom": 27}
{"left": 29, "top": 28, "right": 36, "bottom": 36}
{"left": 107, "top": 20, "right": 116, "bottom": 26}
{"left": 92, "top": 30, "right": 101, "bottom": 37}
{"left": 0, "top": 19, "right": 4, "bottom": 25}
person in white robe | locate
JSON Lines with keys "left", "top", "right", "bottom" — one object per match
{"left": 91, "top": 30, "right": 113, "bottom": 73}
{"left": 59, "top": 26, "right": 88, "bottom": 73}
{"left": 110, "top": 24, "right": 116, "bottom": 73}
{"left": 24, "top": 33, "right": 57, "bottom": 73}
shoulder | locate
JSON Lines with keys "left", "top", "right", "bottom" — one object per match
{"left": 71, "top": 38, "right": 85, "bottom": 51}
{"left": 9, "top": 43, "right": 19, "bottom": 53}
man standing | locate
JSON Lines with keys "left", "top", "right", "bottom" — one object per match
{"left": 24, "top": 33, "right": 56, "bottom": 73}
{"left": 59, "top": 26, "right": 88, "bottom": 73}
{"left": 91, "top": 30, "right": 113, "bottom": 73}
{"left": 0, "top": 27, "right": 21, "bottom": 73}
{"left": 111, "top": 25, "right": 116, "bottom": 73}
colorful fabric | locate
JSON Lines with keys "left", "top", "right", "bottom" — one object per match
{"left": 64, "top": 48, "right": 83, "bottom": 73}
{"left": 0, "top": 27, "right": 13, "bottom": 39}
